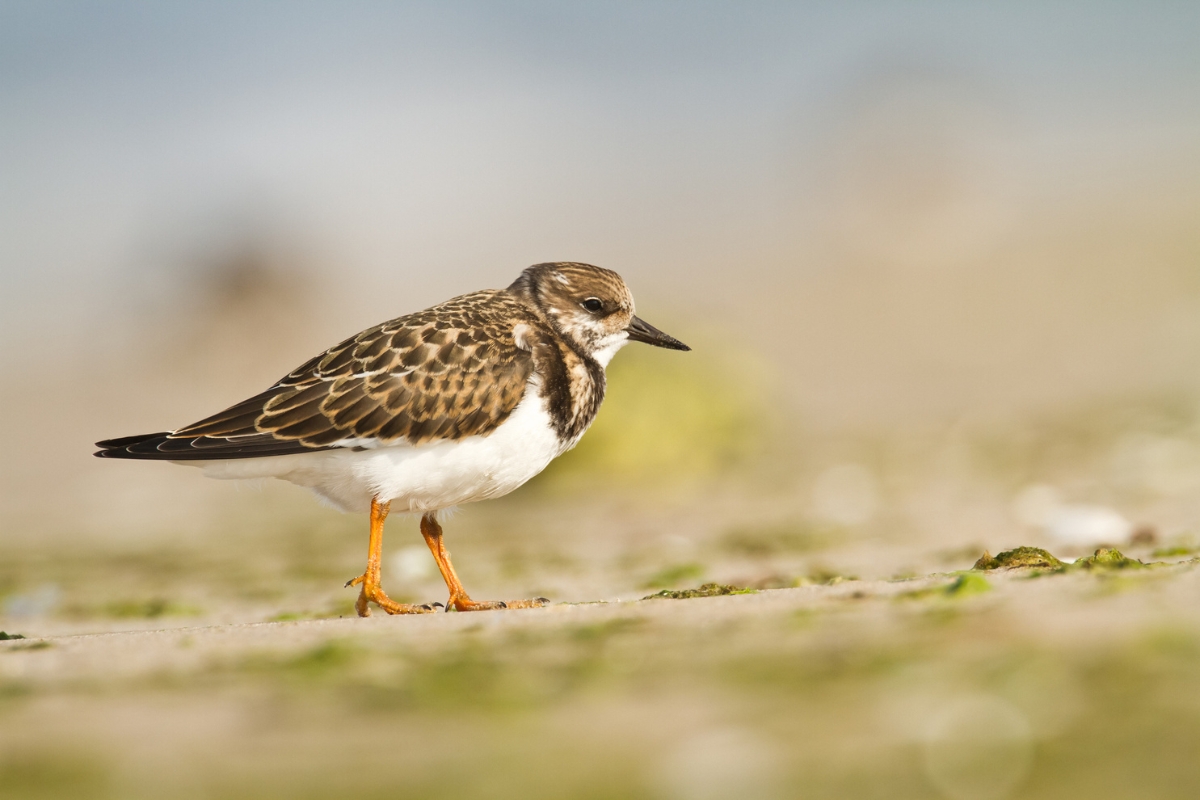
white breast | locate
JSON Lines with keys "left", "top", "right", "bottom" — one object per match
{"left": 181, "top": 382, "right": 569, "bottom": 514}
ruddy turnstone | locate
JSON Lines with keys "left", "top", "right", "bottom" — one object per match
{"left": 96, "top": 262, "right": 689, "bottom": 616}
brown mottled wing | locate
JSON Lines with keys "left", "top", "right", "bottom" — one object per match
{"left": 95, "top": 291, "right": 537, "bottom": 460}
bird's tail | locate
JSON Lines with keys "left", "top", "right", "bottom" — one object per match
{"left": 94, "top": 432, "right": 178, "bottom": 459}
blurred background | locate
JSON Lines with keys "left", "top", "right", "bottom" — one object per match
{"left": 1, "top": 2, "right": 1199, "bottom": 799}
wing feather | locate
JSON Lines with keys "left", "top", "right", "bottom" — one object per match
{"left": 95, "top": 290, "right": 539, "bottom": 460}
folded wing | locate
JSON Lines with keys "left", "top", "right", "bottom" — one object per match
{"left": 95, "top": 291, "right": 536, "bottom": 460}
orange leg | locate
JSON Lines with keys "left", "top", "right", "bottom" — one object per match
{"left": 419, "top": 513, "right": 549, "bottom": 612}
{"left": 346, "top": 498, "right": 438, "bottom": 617}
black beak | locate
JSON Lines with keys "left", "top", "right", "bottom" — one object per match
{"left": 625, "top": 316, "right": 690, "bottom": 351}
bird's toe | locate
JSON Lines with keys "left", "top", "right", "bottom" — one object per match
{"left": 498, "top": 597, "right": 549, "bottom": 610}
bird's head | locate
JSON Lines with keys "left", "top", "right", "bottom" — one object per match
{"left": 509, "top": 262, "right": 690, "bottom": 365}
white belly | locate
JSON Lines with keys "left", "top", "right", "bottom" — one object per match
{"left": 180, "top": 387, "right": 569, "bottom": 513}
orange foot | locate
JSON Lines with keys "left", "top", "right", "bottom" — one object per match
{"left": 346, "top": 574, "right": 440, "bottom": 617}
{"left": 445, "top": 594, "right": 550, "bottom": 612}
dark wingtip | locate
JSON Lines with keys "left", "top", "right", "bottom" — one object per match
{"left": 94, "top": 430, "right": 339, "bottom": 460}
{"left": 93, "top": 432, "right": 173, "bottom": 459}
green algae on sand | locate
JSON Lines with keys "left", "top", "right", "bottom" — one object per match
{"left": 944, "top": 572, "right": 992, "bottom": 596}
{"left": 899, "top": 572, "right": 992, "bottom": 600}
{"left": 974, "top": 545, "right": 1150, "bottom": 574}
{"left": 1072, "top": 548, "right": 1145, "bottom": 570}
{"left": 642, "top": 583, "right": 755, "bottom": 600}
{"left": 973, "top": 547, "right": 1065, "bottom": 571}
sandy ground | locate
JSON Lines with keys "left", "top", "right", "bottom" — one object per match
{"left": 2, "top": 529, "right": 1198, "bottom": 800}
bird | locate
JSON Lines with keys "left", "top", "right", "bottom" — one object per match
{"left": 95, "top": 262, "right": 690, "bottom": 616}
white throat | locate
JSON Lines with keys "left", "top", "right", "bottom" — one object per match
{"left": 590, "top": 332, "right": 630, "bottom": 368}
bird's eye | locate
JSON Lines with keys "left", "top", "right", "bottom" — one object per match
{"left": 581, "top": 298, "right": 604, "bottom": 313}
